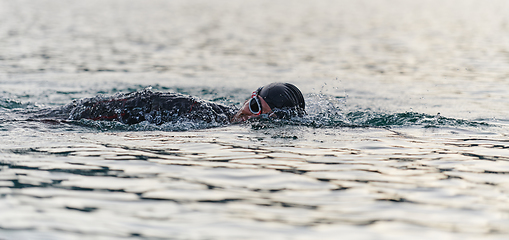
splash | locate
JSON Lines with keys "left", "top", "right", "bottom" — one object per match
{"left": 73, "top": 117, "right": 226, "bottom": 132}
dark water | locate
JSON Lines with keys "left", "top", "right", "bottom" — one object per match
{"left": 2, "top": 1, "right": 509, "bottom": 239}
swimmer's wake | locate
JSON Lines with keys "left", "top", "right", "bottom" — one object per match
{"left": 2, "top": 83, "right": 488, "bottom": 132}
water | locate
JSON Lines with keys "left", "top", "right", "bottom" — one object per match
{"left": 2, "top": 0, "right": 509, "bottom": 239}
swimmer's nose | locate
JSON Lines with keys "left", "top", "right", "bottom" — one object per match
{"left": 231, "top": 113, "right": 250, "bottom": 123}
{"left": 231, "top": 100, "right": 253, "bottom": 123}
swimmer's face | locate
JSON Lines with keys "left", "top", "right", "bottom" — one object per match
{"left": 231, "top": 96, "right": 273, "bottom": 123}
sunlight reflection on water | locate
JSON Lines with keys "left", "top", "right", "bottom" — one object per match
{"left": 2, "top": 0, "right": 509, "bottom": 239}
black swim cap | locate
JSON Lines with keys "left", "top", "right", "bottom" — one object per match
{"left": 256, "top": 83, "right": 305, "bottom": 115}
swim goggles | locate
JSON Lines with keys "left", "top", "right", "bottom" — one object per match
{"left": 248, "top": 91, "right": 262, "bottom": 115}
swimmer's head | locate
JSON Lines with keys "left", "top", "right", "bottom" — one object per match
{"left": 231, "top": 83, "right": 305, "bottom": 123}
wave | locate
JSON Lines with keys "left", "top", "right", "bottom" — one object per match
{"left": 251, "top": 110, "right": 487, "bottom": 130}
{"left": 0, "top": 98, "right": 35, "bottom": 110}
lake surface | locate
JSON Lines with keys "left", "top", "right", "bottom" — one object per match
{"left": 2, "top": 0, "right": 509, "bottom": 239}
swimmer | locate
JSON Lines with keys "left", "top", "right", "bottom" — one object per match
{"left": 40, "top": 82, "right": 305, "bottom": 125}
{"left": 230, "top": 82, "right": 305, "bottom": 123}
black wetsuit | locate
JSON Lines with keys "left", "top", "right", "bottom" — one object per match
{"left": 41, "top": 89, "right": 236, "bottom": 125}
